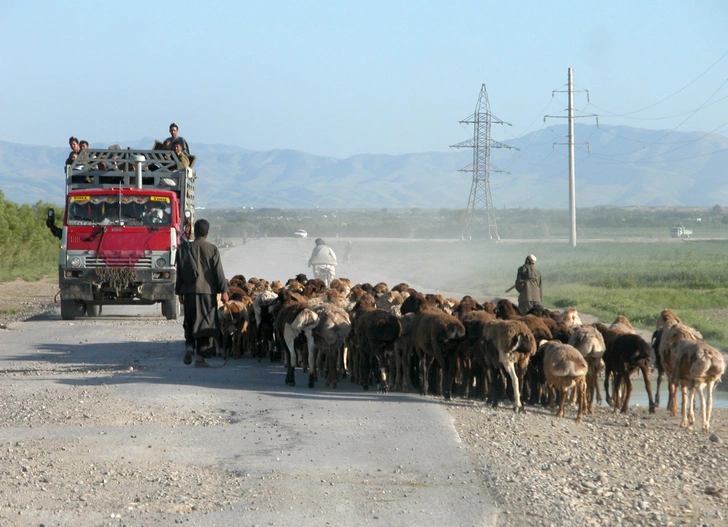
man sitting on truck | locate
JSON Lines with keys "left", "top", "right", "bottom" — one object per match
{"left": 173, "top": 139, "right": 190, "bottom": 169}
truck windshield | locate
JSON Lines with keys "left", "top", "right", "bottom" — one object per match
{"left": 67, "top": 195, "right": 172, "bottom": 226}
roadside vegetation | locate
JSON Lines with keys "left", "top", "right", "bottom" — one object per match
{"left": 0, "top": 191, "right": 60, "bottom": 282}
{"left": 6, "top": 194, "right": 728, "bottom": 348}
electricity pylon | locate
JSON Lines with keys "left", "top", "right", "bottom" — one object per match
{"left": 451, "top": 84, "right": 514, "bottom": 240}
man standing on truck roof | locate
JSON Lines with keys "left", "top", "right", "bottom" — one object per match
{"left": 166, "top": 123, "right": 190, "bottom": 155}
{"left": 177, "top": 219, "right": 230, "bottom": 367}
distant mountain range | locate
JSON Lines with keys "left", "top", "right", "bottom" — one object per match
{"left": 2, "top": 124, "right": 728, "bottom": 209}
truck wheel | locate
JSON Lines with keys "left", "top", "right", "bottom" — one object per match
{"left": 86, "top": 304, "right": 101, "bottom": 317}
{"left": 162, "top": 299, "right": 178, "bottom": 320}
{"left": 61, "top": 299, "right": 77, "bottom": 320}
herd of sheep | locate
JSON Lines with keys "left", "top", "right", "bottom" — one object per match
{"left": 217, "top": 274, "right": 725, "bottom": 431}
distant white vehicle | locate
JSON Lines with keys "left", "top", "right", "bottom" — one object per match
{"left": 294, "top": 229, "right": 308, "bottom": 238}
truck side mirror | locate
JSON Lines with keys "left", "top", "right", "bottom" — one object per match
{"left": 47, "top": 208, "right": 55, "bottom": 224}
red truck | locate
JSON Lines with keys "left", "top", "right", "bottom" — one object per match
{"left": 51, "top": 149, "right": 196, "bottom": 320}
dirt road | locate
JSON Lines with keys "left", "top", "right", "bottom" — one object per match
{"left": 0, "top": 238, "right": 496, "bottom": 527}
{"left": 0, "top": 236, "right": 725, "bottom": 526}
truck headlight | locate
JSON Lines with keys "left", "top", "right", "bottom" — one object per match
{"left": 155, "top": 257, "right": 167, "bottom": 268}
{"left": 69, "top": 257, "right": 82, "bottom": 268}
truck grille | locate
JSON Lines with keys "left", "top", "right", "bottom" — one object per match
{"left": 85, "top": 256, "right": 153, "bottom": 268}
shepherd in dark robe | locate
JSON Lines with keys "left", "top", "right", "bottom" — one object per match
{"left": 176, "top": 219, "right": 229, "bottom": 367}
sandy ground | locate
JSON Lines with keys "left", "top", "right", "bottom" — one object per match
{"left": 1, "top": 247, "right": 727, "bottom": 526}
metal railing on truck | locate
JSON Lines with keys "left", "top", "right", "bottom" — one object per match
{"left": 65, "top": 149, "right": 196, "bottom": 214}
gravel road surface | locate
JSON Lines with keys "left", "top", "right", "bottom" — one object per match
{"left": 0, "top": 236, "right": 725, "bottom": 526}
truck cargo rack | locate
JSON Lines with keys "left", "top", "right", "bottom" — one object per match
{"left": 65, "top": 149, "right": 195, "bottom": 214}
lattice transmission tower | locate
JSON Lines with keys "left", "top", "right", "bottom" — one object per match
{"left": 451, "top": 84, "right": 514, "bottom": 240}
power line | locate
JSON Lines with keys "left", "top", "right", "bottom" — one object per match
{"left": 594, "top": 49, "right": 728, "bottom": 118}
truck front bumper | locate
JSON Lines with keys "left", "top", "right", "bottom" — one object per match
{"left": 59, "top": 267, "right": 176, "bottom": 304}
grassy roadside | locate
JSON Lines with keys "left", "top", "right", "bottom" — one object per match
{"left": 349, "top": 238, "right": 728, "bottom": 350}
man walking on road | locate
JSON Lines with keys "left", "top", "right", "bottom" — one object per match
{"left": 515, "top": 253, "right": 542, "bottom": 315}
{"left": 176, "top": 219, "right": 229, "bottom": 367}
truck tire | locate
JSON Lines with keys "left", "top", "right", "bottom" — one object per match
{"left": 162, "top": 299, "right": 178, "bottom": 320}
{"left": 61, "top": 299, "right": 77, "bottom": 320}
{"left": 86, "top": 303, "right": 101, "bottom": 317}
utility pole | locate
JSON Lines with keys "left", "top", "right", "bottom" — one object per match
{"left": 545, "top": 68, "right": 596, "bottom": 247}
{"left": 451, "top": 84, "right": 515, "bottom": 241}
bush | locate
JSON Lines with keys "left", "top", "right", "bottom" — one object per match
{"left": 0, "top": 191, "right": 59, "bottom": 282}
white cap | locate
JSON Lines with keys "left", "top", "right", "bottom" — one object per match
{"left": 527, "top": 254, "right": 537, "bottom": 263}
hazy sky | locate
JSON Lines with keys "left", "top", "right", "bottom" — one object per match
{"left": 2, "top": 1, "right": 727, "bottom": 158}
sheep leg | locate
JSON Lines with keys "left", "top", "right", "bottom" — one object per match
{"left": 556, "top": 387, "right": 566, "bottom": 419}
{"left": 283, "top": 326, "right": 300, "bottom": 386}
{"left": 504, "top": 362, "right": 522, "bottom": 412}
{"left": 679, "top": 385, "right": 689, "bottom": 427}
{"left": 620, "top": 374, "right": 633, "bottom": 414}
{"left": 307, "top": 336, "right": 317, "bottom": 389}
{"left": 639, "top": 362, "right": 655, "bottom": 414}
{"left": 610, "top": 373, "right": 620, "bottom": 412}
{"left": 687, "top": 386, "right": 696, "bottom": 426}
{"left": 361, "top": 347, "right": 372, "bottom": 391}
{"left": 603, "top": 366, "right": 612, "bottom": 407}
{"left": 338, "top": 345, "right": 346, "bottom": 379}
{"left": 393, "top": 344, "right": 402, "bottom": 392}
{"left": 576, "top": 379, "right": 586, "bottom": 424}
{"left": 668, "top": 379, "right": 678, "bottom": 417}
{"left": 585, "top": 359, "right": 595, "bottom": 414}
{"left": 654, "top": 367, "right": 663, "bottom": 408}
{"left": 401, "top": 345, "right": 412, "bottom": 393}
{"left": 594, "top": 360, "right": 604, "bottom": 406}
{"left": 442, "top": 353, "right": 454, "bottom": 401}
{"left": 696, "top": 384, "right": 708, "bottom": 431}
{"left": 705, "top": 381, "right": 715, "bottom": 431}
{"left": 374, "top": 347, "right": 389, "bottom": 394}
{"left": 419, "top": 353, "right": 433, "bottom": 397}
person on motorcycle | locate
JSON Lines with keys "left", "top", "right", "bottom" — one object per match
{"left": 307, "top": 238, "right": 337, "bottom": 286}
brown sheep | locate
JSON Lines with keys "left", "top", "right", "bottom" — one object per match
{"left": 310, "top": 303, "right": 351, "bottom": 389}
{"left": 482, "top": 319, "right": 536, "bottom": 412}
{"left": 273, "top": 297, "right": 319, "bottom": 386}
{"left": 672, "top": 339, "right": 725, "bottom": 430}
{"left": 651, "top": 309, "right": 682, "bottom": 407}
{"left": 329, "top": 278, "right": 352, "bottom": 297}
{"left": 540, "top": 341, "right": 588, "bottom": 423}
{"left": 520, "top": 315, "right": 553, "bottom": 406}
{"left": 393, "top": 312, "right": 416, "bottom": 392}
{"left": 494, "top": 298, "right": 521, "bottom": 319}
{"left": 568, "top": 324, "right": 606, "bottom": 413}
{"left": 659, "top": 322, "right": 703, "bottom": 416}
{"left": 375, "top": 290, "right": 404, "bottom": 311}
{"left": 218, "top": 299, "right": 250, "bottom": 359}
{"left": 349, "top": 303, "right": 401, "bottom": 392}
{"left": 457, "top": 310, "right": 497, "bottom": 399}
{"left": 401, "top": 292, "right": 466, "bottom": 400}
{"left": 557, "top": 307, "right": 582, "bottom": 328}
{"left": 603, "top": 333, "right": 655, "bottom": 414}
{"left": 610, "top": 315, "right": 635, "bottom": 336}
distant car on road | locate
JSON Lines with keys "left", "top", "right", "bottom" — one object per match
{"left": 294, "top": 229, "right": 308, "bottom": 238}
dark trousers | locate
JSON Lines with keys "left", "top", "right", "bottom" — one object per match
{"left": 182, "top": 293, "right": 220, "bottom": 358}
